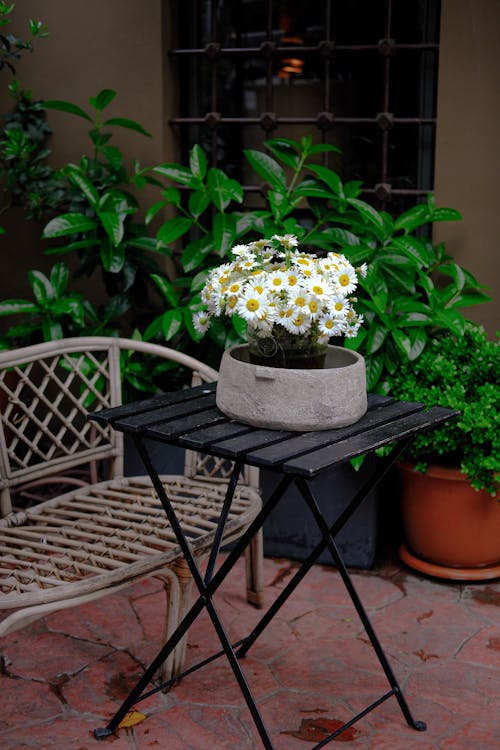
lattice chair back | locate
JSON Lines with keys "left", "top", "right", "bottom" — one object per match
{"left": 0, "top": 337, "right": 218, "bottom": 519}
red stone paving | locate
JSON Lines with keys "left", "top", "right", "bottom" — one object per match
{"left": 1, "top": 551, "right": 499, "bottom": 750}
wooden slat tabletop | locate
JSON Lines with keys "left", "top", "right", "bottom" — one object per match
{"left": 89, "top": 387, "right": 458, "bottom": 478}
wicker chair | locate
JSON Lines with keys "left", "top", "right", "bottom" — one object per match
{"left": 0, "top": 337, "right": 263, "bottom": 680}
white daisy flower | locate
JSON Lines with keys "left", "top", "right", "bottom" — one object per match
{"left": 281, "top": 311, "right": 312, "bottom": 335}
{"left": 231, "top": 243, "right": 249, "bottom": 258}
{"left": 318, "top": 314, "right": 347, "bottom": 337}
{"left": 193, "top": 312, "right": 211, "bottom": 335}
{"left": 272, "top": 233, "right": 298, "bottom": 249}
{"left": 333, "top": 266, "right": 357, "bottom": 295}
{"left": 306, "top": 275, "right": 333, "bottom": 301}
{"left": 289, "top": 288, "right": 309, "bottom": 308}
{"left": 285, "top": 271, "right": 299, "bottom": 287}
{"left": 267, "top": 270, "right": 288, "bottom": 293}
{"left": 356, "top": 263, "right": 368, "bottom": 278}
{"left": 306, "top": 296, "right": 322, "bottom": 319}
{"left": 236, "top": 288, "right": 268, "bottom": 322}
{"left": 329, "top": 295, "right": 350, "bottom": 317}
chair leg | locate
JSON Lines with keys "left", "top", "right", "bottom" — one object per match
{"left": 170, "top": 558, "right": 195, "bottom": 677}
{"left": 153, "top": 568, "right": 181, "bottom": 685}
{"left": 245, "top": 527, "right": 264, "bottom": 608}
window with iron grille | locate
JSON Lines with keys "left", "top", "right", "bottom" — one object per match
{"left": 170, "top": 0, "right": 440, "bottom": 214}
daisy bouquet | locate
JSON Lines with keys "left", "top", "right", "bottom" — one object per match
{"left": 194, "top": 234, "right": 365, "bottom": 367}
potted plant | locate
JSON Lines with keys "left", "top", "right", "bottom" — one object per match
{"left": 386, "top": 322, "right": 500, "bottom": 580}
{"left": 193, "top": 233, "right": 369, "bottom": 430}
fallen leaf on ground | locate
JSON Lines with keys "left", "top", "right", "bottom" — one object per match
{"left": 118, "top": 709, "right": 147, "bottom": 729}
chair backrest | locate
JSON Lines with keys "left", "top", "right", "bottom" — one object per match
{"left": 0, "top": 337, "right": 218, "bottom": 517}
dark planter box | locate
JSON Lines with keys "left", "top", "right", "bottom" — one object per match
{"left": 261, "top": 456, "right": 379, "bottom": 569}
{"left": 123, "top": 436, "right": 379, "bottom": 569}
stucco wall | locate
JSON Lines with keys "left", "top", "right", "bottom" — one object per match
{"left": 434, "top": 0, "right": 500, "bottom": 336}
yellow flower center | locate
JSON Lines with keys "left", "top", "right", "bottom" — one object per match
{"left": 335, "top": 302, "right": 344, "bottom": 311}
{"left": 246, "top": 299, "right": 260, "bottom": 311}
{"left": 324, "top": 319, "right": 334, "bottom": 329}
{"left": 288, "top": 275, "right": 298, "bottom": 286}
{"left": 295, "top": 296, "right": 306, "bottom": 307}
{"left": 339, "top": 274, "right": 350, "bottom": 287}
{"left": 309, "top": 300, "right": 319, "bottom": 313}
{"left": 229, "top": 283, "right": 240, "bottom": 293}
{"left": 312, "top": 285, "right": 324, "bottom": 295}
{"left": 227, "top": 296, "right": 237, "bottom": 309}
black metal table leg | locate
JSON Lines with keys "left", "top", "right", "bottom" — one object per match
{"left": 95, "top": 440, "right": 293, "bottom": 748}
{"left": 296, "top": 475, "right": 426, "bottom": 737}
{"left": 237, "top": 441, "right": 406, "bottom": 660}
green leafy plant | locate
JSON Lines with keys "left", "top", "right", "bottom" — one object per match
{"left": 386, "top": 323, "right": 499, "bottom": 497}
{"left": 145, "top": 137, "right": 489, "bottom": 386}
{"left": 40, "top": 89, "right": 168, "bottom": 326}
{"left": 0, "top": 261, "right": 100, "bottom": 345}
{"left": 0, "top": 83, "right": 66, "bottom": 219}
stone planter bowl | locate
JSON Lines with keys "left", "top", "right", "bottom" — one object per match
{"left": 216, "top": 344, "right": 367, "bottom": 431}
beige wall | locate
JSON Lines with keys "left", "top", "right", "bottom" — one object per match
{"left": 434, "top": 0, "right": 500, "bottom": 336}
{"left": 0, "top": 0, "right": 177, "bottom": 299}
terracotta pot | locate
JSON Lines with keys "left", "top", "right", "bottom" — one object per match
{"left": 398, "top": 461, "right": 500, "bottom": 580}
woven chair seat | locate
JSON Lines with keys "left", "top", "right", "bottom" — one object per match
{"left": 0, "top": 476, "right": 260, "bottom": 610}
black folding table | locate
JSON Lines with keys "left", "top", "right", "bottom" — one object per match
{"left": 90, "top": 382, "right": 457, "bottom": 748}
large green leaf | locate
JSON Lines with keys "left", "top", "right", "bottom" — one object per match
{"left": 103, "top": 117, "right": 151, "bottom": 137}
{"left": 189, "top": 144, "right": 207, "bottom": 179}
{"left": 43, "top": 99, "right": 93, "bottom": 122}
{"left": 393, "top": 204, "right": 430, "bottom": 233}
{"left": 99, "top": 211, "right": 124, "bottom": 247}
{"left": 50, "top": 262, "right": 69, "bottom": 296}
{"left": 430, "top": 207, "right": 462, "bottom": 223}
{"left": 157, "top": 216, "right": 193, "bottom": 246}
{"left": 89, "top": 89, "right": 116, "bottom": 111}
{"left": 42, "top": 213, "right": 97, "bottom": 238}
{"left": 307, "top": 164, "right": 344, "bottom": 197}
{"left": 391, "top": 330, "right": 412, "bottom": 360}
{"left": 244, "top": 149, "right": 287, "bottom": 192}
{"left": 188, "top": 190, "right": 211, "bottom": 218}
{"left": 365, "top": 322, "right": 388, "bottom": 355}
{"left": 153, "top": 163, "right": 195, "bottom": 186}
{"left": 390, "top": 236, "right": 432, "bottom": 266}
{"left": 42, "top": 318, "right": 63, "bottom": 342}
{"left": 161, "top": 308, "right": 183, "bottom": 341}
{"left": 293, "top": 177, "right": 335, "bottom": 200}
{"left": 29, "top": 270, "right": 54, "bottom": 305}
{"left": 264, "top": 139, "right": 299, "bottom": 168}
{"left": 0, "top": 300, "right": 38, "bottom": 316}
{"left": 64, "top": 166, "right": 99, "bottom": 208}
{"left": 346, "top": 198, "right": 385, "bottom": 237}
{"left": 101, "top": 242, "right": 125, "bottom": 273}
{"left": 213, "top": 213, "right": 236, "bottom": 256}
{"left": 207, "top": 169, "right": 243, "bottom": 210}
{"left": 181, "top": 237, "right": 214, "bottom": 273}
{"left": 101, "top": 145, "right": 124, "bottom": 171}
{"left": 437, "top": 262, "right": 466, "bottom": 292}
{"left": 363, "top": 271, "right": 388, "bottom": 314}
{"left": 365, "top": 355, "right": 384, "bottom": 391}
{"left": 151, "top": 274, "right": 179, "bottom": 307}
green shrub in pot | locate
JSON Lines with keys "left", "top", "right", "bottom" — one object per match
{"left": 385, "top": 322, "right": 499, "bottom": 497}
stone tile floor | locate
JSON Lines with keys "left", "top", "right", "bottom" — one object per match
{"left": 1, "top": 549, "right": 499, "bottom": 750}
